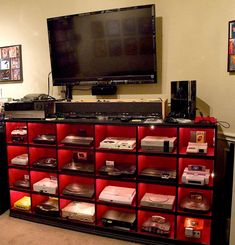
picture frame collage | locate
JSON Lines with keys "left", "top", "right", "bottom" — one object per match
{"left": 0, "top": 44, "right": 23, "bottom": 81}
{"left": 228, "top": 20, "right": 235, "bottom": 72}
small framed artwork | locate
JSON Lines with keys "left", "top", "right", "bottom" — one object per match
{"left": 0, "top": 44, "right": 23, "bottom": 81}
{"left": 228, "top": 21, "right": 235, "bottom": 72}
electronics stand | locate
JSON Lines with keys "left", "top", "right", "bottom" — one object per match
{"left": 5, "top": 119, "right": 228, "bottom": 245}
{"left": 65, "top": 84, "right": 73, "bottom": 101}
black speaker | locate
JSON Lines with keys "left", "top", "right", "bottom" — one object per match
{"left": 91, "top": 85, "right": 117, "bottom": 95}
{"left": 56, "top": 100, "right": 166, "bottom": 118}
{"left": 170, "top": 80, "right": 196, "bottom": 119}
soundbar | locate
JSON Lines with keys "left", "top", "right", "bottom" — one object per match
{"left": 55, "top": 99, "right": 167, "bottom": 119}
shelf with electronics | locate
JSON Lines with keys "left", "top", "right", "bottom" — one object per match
{"left": 6, "top": 119, "right": 218, "bottom": 245}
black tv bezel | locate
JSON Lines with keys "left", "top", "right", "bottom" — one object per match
{"left": 47, "top": 4, "right": 157, "bottom": 86}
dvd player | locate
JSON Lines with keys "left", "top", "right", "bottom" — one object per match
{"left": 4, "top": 100, "right": 54, "bottom": 119}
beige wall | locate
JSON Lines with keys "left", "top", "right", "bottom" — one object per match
{"left": 0, "top": 0, "right": 235, "bottom": 134}
{"left": 1, "top": 0, "right": 235, "bottom": 243}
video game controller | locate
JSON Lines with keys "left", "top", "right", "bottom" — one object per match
{"left": 194, "top": 116, "right": 217, "bottom": 124}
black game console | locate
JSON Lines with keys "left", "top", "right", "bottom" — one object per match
{"left": 32, "top": 157, "right": 57, "bottom": 169}
{"left": 62, "top": 161, "right": 94, "bottom": 173}
{"left": 62, "top": 183, "right": 94, "bottom": 198}
{"left": 13, "top": 179, "right": 30, "bottom": 189}
{"left": 34, "top": 197, "right": 60, "bottom": 217}
{"left": 99, "top": 163, "right": 136, "bottom": 177}
{"left": 61, "top": 151, "right": 94, "bottom": 173}
{"left": 102, "top": 210, "right": 136, "bottom": 230}
{"left": 33, "top": 134, "right": 56, "bottom": 144}
{"left": 61, "top": 135, "right": 93, "bottom": 146}
{"left": 140, "top": 168, "right": 176, "bottom": 182}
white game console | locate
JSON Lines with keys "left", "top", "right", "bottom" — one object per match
{"left": 99, "top": 137, "right": 136, "bottom": 150}
{"left": 33, "top": 177, "right": 58, "bottom": 195}
{"left": 182, "top": 165, "right": 210, "bottom": 186}
{"left": 141, "top": 136, "right": 176, "bottom": 153}
{"left": 99, "top": 185, "right": 136, "bottom": 205}
{"left": 140, "top": 193, "right": 175, "bottom": 210}
{"left": 11, "top": 154, "right": 28, "bottom": 166}
{"left": 186, "top": 142, "right": 208, "bottom": 154}
{"left": 61, "top": 201, "right": 95, "bottom": 223}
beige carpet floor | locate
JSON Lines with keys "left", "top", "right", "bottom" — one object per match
{"left": 0, "top": 210, "right": 139, "bottom": 245}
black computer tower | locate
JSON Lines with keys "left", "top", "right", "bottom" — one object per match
{"left": 170, "top": 80, "right": 196, "bottom": 119}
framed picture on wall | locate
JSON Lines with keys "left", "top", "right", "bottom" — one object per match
{"left": 228, "top": 20, "right": 235, "bottom": 72}
{"left": 0, "top": 44, "right": 23, "bottom": 81}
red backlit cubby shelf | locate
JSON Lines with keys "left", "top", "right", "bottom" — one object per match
{"left": 6, "top": 120, "right": 219, "bottom": 245}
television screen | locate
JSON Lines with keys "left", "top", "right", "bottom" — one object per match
{"left": 47, "top": 4, "right": 156, "bottom": 86}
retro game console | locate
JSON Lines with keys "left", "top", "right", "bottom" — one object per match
{"left": 182, "top": 165, "right": 210, "bottom": 186}
{"left": 140, "top": 193, "right": 175, "bottom": 210}
{"left": 180, "top": 192, "right": 210, "bottom": 213}
{"left": 62, "top": 151, "right": 94, "bottom": 173}
{"left": 141, "top": 136, "right": 176, "bottom": 153}
{"left": 14, "top": 196, "right": 31, "bottom": 211}
{"left": 33, "top": 177, "right": 58, "bottom": 195}
{"left": 142, "top": 215, "right": 171, "bottom": 236}
{"left": 61, "top": 135, "right": 93, "bottom": 146}
{"left": 11, "top": 127, "right": 27, "bottom": 143}
{"left": 11, "top": 153, "right": 28, "bottom": 166}
{"left": 13, "top": 175, "right": 30, "bottom": 189}
{"left": 98, "top": 162, "right": 136, "bottom": 177}
{"left": 117, "top": 139, "right": 136, "bottom": 150}
{"left": 33, "top": 134, "right": 56, "bottom": 144}
{"left": 62, "top": 201, "right": 95, "bottom": 223}
{"left": 140, "top": 168, "right": 176, "bottom": 182}
{"left": 186, "top": 142, "right": 208, "bottom": 154}
{"left": 62, "top": 161, "right": 94, "bottom": 173}
{"left": 184, "top": 217, "right": 204, "bottom": 239}
{"left": 62, "top": 183, "right": 94, "bottom": 198}
{"left": 34, "top": 197, "right": 59, "bottom": 217}
{"left": 99, "top": 185, "right": 136, "bottom": 205}
{"left": 99, "top": 137, "right": 119, "bottom": 149}
{"left": 32, "top": 157, "right": 57, "bottom": 169}
{"left": 99, "top": 137, "right": 136, "bottom": 150}
{"left": 102, "top": 210, "right": 136, "bottom": 230}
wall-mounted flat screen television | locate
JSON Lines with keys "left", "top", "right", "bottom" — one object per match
{"left": 47, "top": 4, "right": 156, "bottom": 86}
